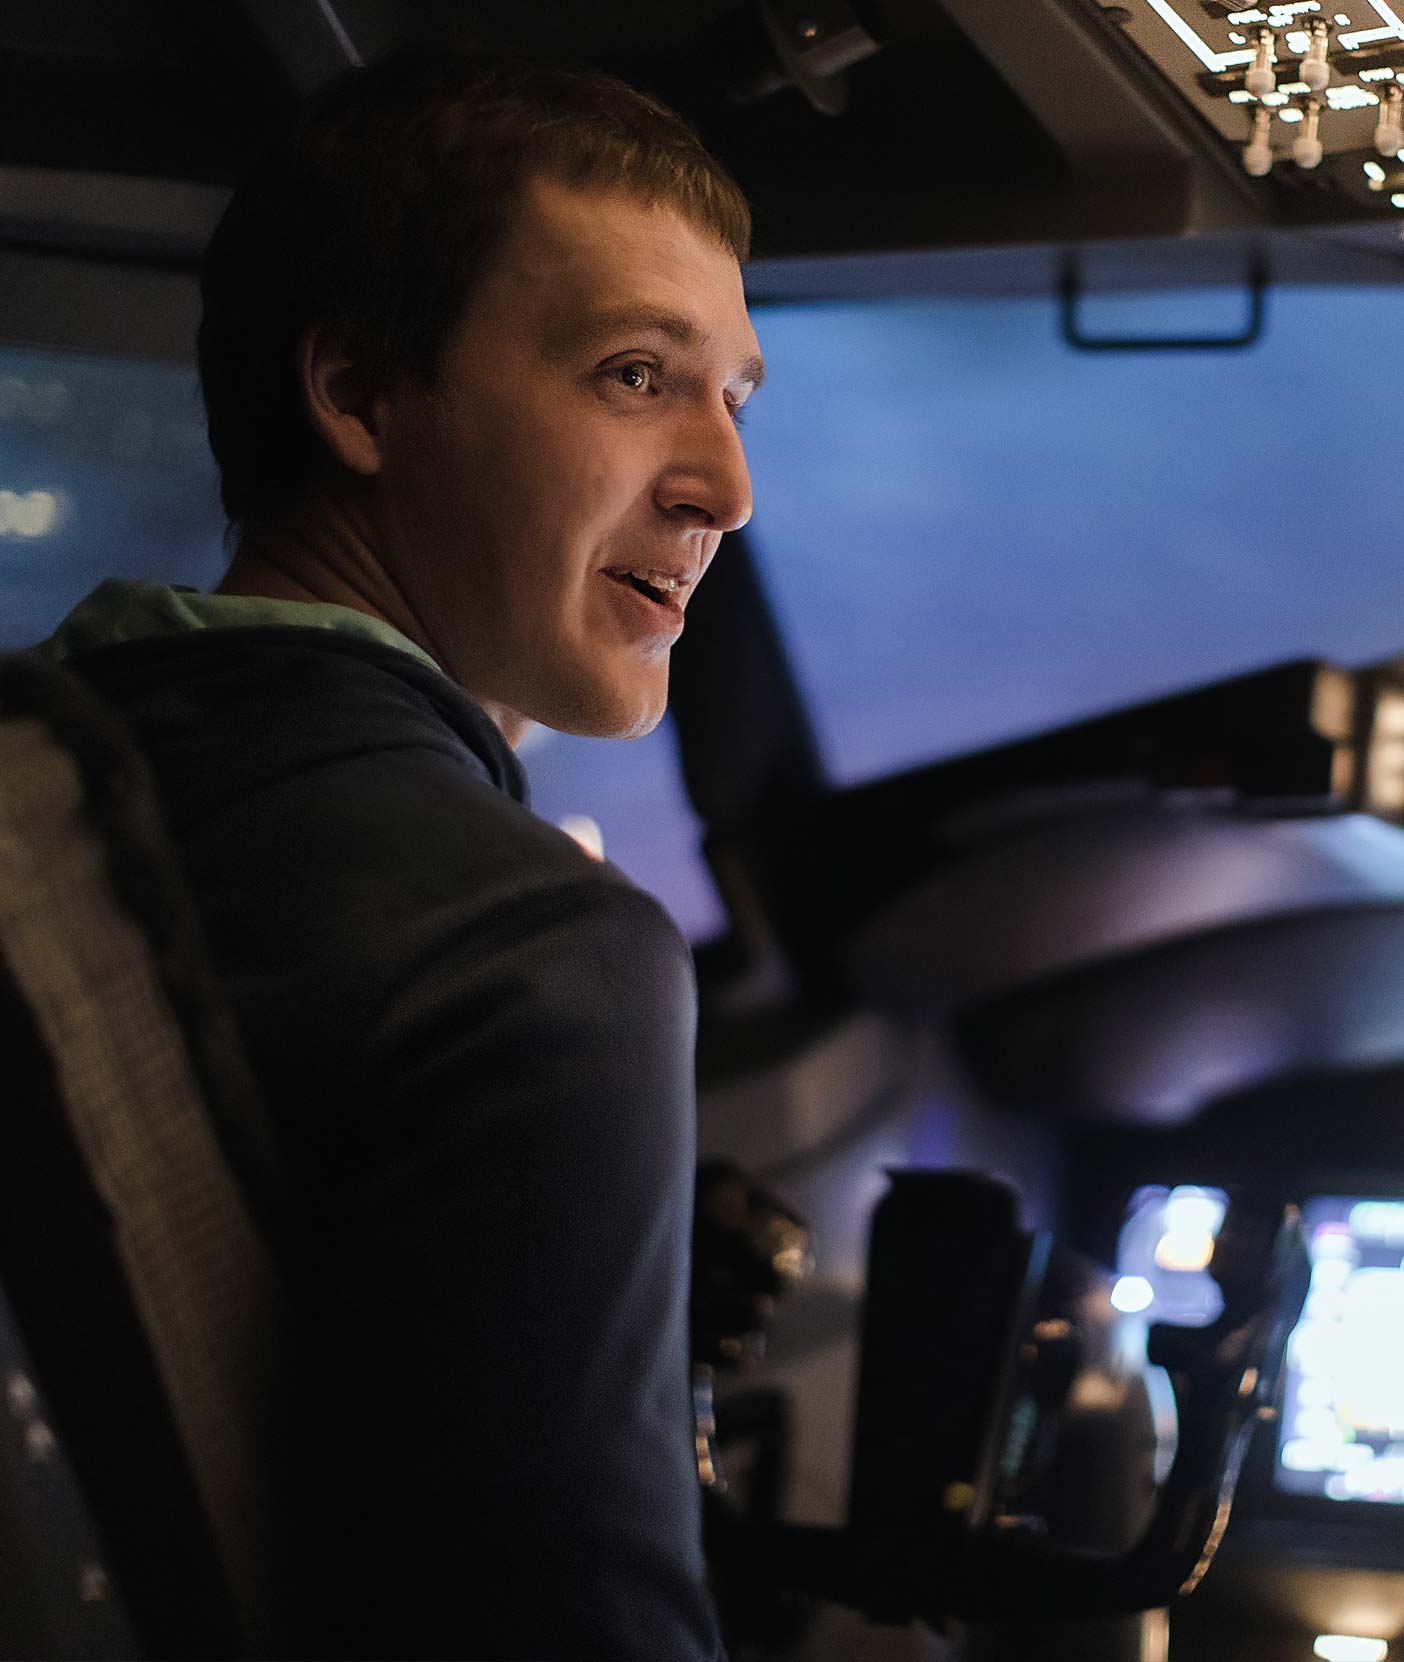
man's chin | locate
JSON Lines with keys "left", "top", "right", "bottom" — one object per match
{"left": 530, "top": 673, "right": 668, "bottom": 742}
{"left": 554, "top": 705, "right": 665, "bottom": 742}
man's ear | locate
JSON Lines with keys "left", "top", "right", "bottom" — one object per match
{"left": 296, "top": 322, "right": 389, "bottom": 479}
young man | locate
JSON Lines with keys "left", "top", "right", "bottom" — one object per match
{"left": 44, "top": 48, "right": 763, "bottom": 1660}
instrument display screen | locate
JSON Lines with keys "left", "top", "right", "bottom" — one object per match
{"left": 1276, "top": 1196, "right": 1404, "bottom": 1505}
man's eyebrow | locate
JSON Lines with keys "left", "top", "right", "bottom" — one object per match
{"left": 548, "top": 306, "right": 766, "bottom": 390}
{"left": 737, "top": 353, "right": 766, "bottom": 394}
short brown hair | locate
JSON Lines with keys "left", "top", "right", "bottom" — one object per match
{"left": 198, "top": 47, "right": 751, "bottom": 526}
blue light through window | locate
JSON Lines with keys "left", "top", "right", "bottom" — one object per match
{"left": 742, "top": 286, "right": 1404, "bottom": 787}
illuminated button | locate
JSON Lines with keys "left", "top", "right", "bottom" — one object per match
{"left": 1326, "top": 84, "right": 1379, "bottom": 109}
{"left": 1155, "top": 1227, "right": 1217, "bottom": 1269}
{"left": 1156, "top": 1189, "right": 1225, "bottom": 1270}
{"left": 1111, "top": 1275, "right": 1154, "bottom": 1314}
{"left": 1313, "top": 1639, "right": 1388, "bottom": 1662}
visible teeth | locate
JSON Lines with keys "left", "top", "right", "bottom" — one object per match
{"left": 628, "top": 570, "right": 681, "bottom": 593}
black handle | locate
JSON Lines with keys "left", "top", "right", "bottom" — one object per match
{"left": 1059, "top": 253, "right": 1268, "bottom": 353}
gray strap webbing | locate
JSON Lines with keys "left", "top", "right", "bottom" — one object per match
{"left": 0, "top": 715, "right": 277, "bottom": 1647}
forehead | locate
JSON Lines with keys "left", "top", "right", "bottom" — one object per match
{"left": 470, "top": 174, "right": 758, "bottom": 361}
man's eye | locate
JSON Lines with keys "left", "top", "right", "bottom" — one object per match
{"left": 613, "top": 362, "right": 654, "bottom": 393}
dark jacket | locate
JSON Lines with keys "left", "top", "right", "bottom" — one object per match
{"left": 67, "top": 625, "right": 722, "bottom": 1662}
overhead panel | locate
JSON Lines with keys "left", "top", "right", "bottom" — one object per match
{"left": 1114, "top": 0, "right": 1404, "bottom": 213}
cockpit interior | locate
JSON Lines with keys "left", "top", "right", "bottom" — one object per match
{"left": 6, "top": 4, "right": 1404, "bottom": 1659}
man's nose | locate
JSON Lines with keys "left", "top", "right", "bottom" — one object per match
{"left": 655, "top": 404, "right": 753, "bottom": 535}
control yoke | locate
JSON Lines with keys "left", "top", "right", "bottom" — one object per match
{"left": 711, "top": 1173, "right": 1308, "bottom": 1628}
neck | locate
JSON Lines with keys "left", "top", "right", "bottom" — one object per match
{"left": 217, "top": 493, "right": 533, "bottom": 749}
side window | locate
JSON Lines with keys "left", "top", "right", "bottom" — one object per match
{"left": 520, "top": 722, "right": 725, "bottom": 943}
{"left": 0, "top": 345, "right": 225, "bottom": 650}
{"left": 742, "top": 286, "right": 1404, "bottom": 786}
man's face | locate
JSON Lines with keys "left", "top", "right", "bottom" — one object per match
{"left": 370, "top": 174, "right": 762, "bottom": 741}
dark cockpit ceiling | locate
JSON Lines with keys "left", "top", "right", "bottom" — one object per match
{"left": 6, "top": 0, "right": 1404, "bottom": 295}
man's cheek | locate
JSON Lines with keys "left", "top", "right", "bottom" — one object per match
{"left": 569, "top": 446, "right": 636, "bottom": 518}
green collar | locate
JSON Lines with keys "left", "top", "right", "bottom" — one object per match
{"left": 42, "top": 579, "right": 444, "bottom": 677}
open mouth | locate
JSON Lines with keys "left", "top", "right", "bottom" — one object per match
{"left": 604, "top": 570, "right": 683, "bottom": 608}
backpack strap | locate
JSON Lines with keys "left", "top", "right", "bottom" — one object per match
{"left": 0, "top": 652, "right": 282, "bottom": 1655}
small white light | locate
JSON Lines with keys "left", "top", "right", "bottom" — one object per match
{"left": 0, "top": 488, "right": 62, "bottom": 540}
{"left": 1231, "top": 29, "right": 1248, "bottom": 42}
{"left": 1335, "top": 10, "right": 1352, "bottom": 21}
{"left": 1366, "top": 160, "right": 1387, "bottom": 178}
{"left": 1280, "top": 105, "right": 1306, "bottom": 119}
{"left": 559, "top": 815, "right": 605, "bottom": 860}
{"left": 1230, "top": 87, "right": 1257, "bottom": 100}
{"left": 15, "top": 490, "right": 58, "bottom": 538}
{"left": 1313, "top": 1638, "right": 1388, "bottom": 1662}
{"left": 1392, "top": 192, "right": 1404, "bottom": 206}
{"left": 1111, "top": 1275, "right": 1155, "bottom": 1314}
